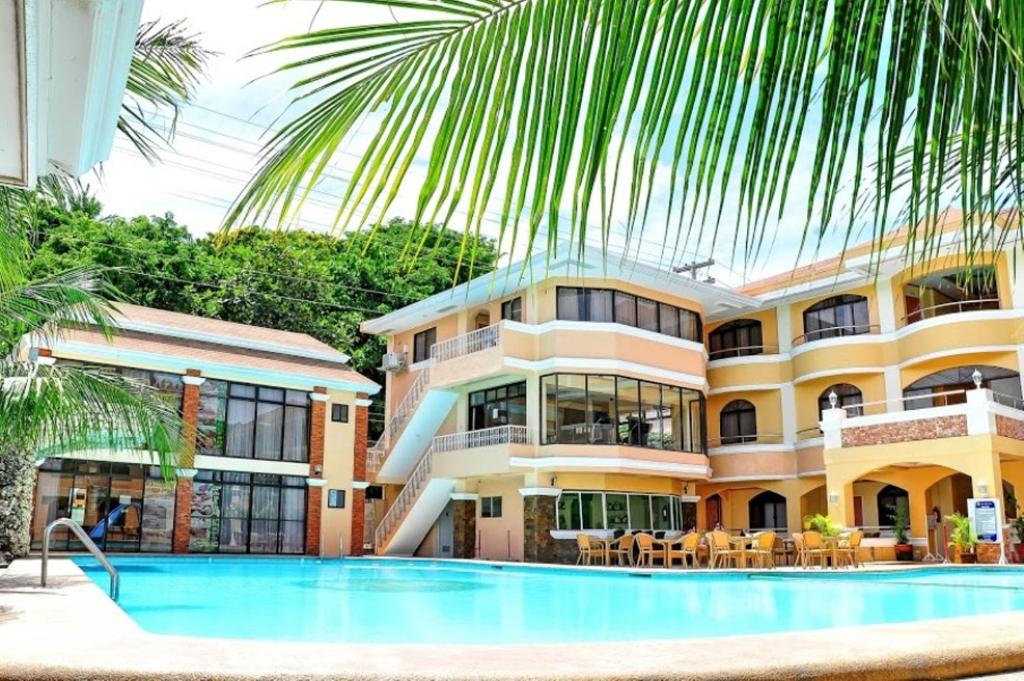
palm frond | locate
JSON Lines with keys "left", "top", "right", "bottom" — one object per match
{"left": 0, "top": 361, "right": 180, "bottom": 474}
{"left": 226, "top": 0, "right": 1024, "bottom": 275}
{"left": 120, "top": 19, "right": 214, "bottom": 162}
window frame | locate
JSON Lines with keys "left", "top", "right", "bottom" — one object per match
{"left": 555, "top": 286, "right": 703, "bottom": 342}
{"left": 481, "top": 496, "right": 503, "bottom": 518}
{"left": 719, "top": 399, "right": 757, "bottom": 445}
{"left": 540, "top": 373, "right": 706, "bottom": 453}
{"left": 555, "top": 490, "right": 689, "bottom": 532}
{"left": 802, "top": 294, "right": 870, "bottom": 342}
{"left": 468, "top": 381, "right": 527, "bottom": 431}
{"left": 216, "top": 381, "right": 311, "bottom": 462}
{"left": 331, "top": 404, "right": 350, "bottom": 423}
{"left": 709, "top": 319, "right": 764, "bottom": 359}
{"left": 413, "top": 327, "right": 437, "bottom": 364}
{"left": 818, "top": 383, "right": 864, "bottom": 418}
{"left": 500, "top": 297, "right": 523, "bottom": 322}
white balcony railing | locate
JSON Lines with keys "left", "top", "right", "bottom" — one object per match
{"left": 430, "top": 324, "right": 500, "bottom": 363}
{"left": 433, "top": 425, "right": 533, "bottom": 453}
{"left": 368, "top": 366, "right": 431, "bottom": 476}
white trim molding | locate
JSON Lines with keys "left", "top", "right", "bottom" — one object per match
{"left": 511, "top": 456, "right": 710, "bottom": 477}
{"left": 354, "top": 398, "right": 374, "bottom": 407}
{"left": 709, "top": 474, "right": 797, "bottom": 483}
{"left": 351, "top": 481, "right": 370, "bottom": 490}
{"left": 708, "top": 383, "right": 784, "bottom": 395}
{"left": 174, "top": 468, "right": 198, "bottom": 479}
{"left": 308, "top": 392, "right": 330, "bottom": 402}
{"left": 503, "top": 357, "right": 707, "bottom": 391}
{"left": 181, "top": 375, "right": 205, "bottom": 386}
{"left": 450, "top": 492, "right": 480, "bottom": 501}
{"left": 792, "top": 366, "right": 886, "bottom": 385}
{"left": 504, "top": 319, "right": 707, "bottom": 355}
{"left": 517, "top": 487, "right": 562, "bottom": 497}
{"left": 305, "top": 477, "right": 328, "bottom": 488}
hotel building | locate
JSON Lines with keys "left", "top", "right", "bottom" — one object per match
{"left": 27, "top": 304, "right": 379, "bottom": 557}
{"left": 361, "top": 212, "right": 1024, "bottom": 563}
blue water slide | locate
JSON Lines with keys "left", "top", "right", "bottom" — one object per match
{"left": 88, "top": 504, "right": 128, "bottom": 540}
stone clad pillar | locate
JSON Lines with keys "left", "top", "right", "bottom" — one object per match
{"left": 306, "top": 387, "right": 328, "bottom": 556}
{"left": 450, "top": 494, "right": 478, "bottom": 559}
{"left": 350, "top": 394, "right": 370, "bottom": 557}
{"left": 520, "top": 487, "right": 560, "bottom": 563}
{"left": 172, "top": 370, "right": 203, "bottom": 553}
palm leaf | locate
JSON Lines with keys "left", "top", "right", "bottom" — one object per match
{"left": 119, "top": 19, "right": 214, "bottom": 162}
{"left": 227, "top": 0, "right": 1024, "bottom": 275}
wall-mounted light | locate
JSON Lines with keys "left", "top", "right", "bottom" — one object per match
{"left": 977, "top": 480, "right": 988, "bottom": 496}
{"left": 972, "top": 368, "right": 983, "bottom": 389}
{"left": 314, "top": 464, "right": 323, "bottom": 476}
{"left": 828, "top": 390, "right": 838, "bottom": 408}
{"left": 828, "top": 490, "right": 839, "bottom": 505}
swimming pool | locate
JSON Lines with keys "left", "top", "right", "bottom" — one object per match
{"left": 74, "top": 557, "right": 1024, "bottom": 644}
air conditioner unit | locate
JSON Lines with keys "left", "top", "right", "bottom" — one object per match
{"left": 380, "top": 351, "right": 408, "bottom": 372}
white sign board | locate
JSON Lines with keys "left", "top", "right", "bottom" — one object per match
{"left": 967, "top": 497, "right": 1002, "bottom": 543}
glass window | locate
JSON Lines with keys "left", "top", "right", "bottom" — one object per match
{"left": 557, "top": 492, "right": 582, "bottom": 530}
{"left": 331, "top": 404, "right": 349, "bottom": 423}
{"left": 587, "top": 376, "right": 616, "bottom": 444}
{"left": 467, "top": 381, "right": 527, "bottom": 431}
{"left": 614, "top": 291, "right": 636, "bottom": 326}
{"left": 818, "top": 383, "right": 864, "bottom": 418}
{"left": 580, "top": 492, "right": 604, "bottom": 529}
{"left": 637, "top": 297, "right": 659, "bottom": 332}
{"left": 629, "top": 495, "right": 652, "bottom": 530}
{"left": 481, "top": 496, "right": 503, "bottom": 518}
{"left": 651, "top": 496, "right": 674, "bottom": 531}
{"left": 802, "top": 295, "right": 870, "bottom": 342}
{"left": 555, "top": 375, "right": 588, "bottom": 444}
{"left": 140, "top": 478, "right": 175, "bottom": 552}
{"left": 197, "top": 379, "right": 228, "bottom": 457}
{"left": 328, "top": 489, "right": 346, "bottom": 508}
{"left": 616, "top": 377, "right": 642, "bottom": 446}
{"left": 659, "top": 303, "right": 680, "bottom": 337}
{"left": 413, "top": 327, "right": 437, "bottom": 363}
{"left": 640, "top": 381, "right": 664, "bottom": 448}
{"left": 225, "top": 400, "right": 256, "bottom": 458}
{"left": 605, "top": 493, "right": 629, "bottom": 530}
{"left": 501, "top": 297, "right": 523, "bottom": 322}
{"left": 255, "top": 402, "right": 284, "bottom": 460}
{"left": 213, "top": 382, "right": 310, "bottom": 461}
{"left": 720, "top": 399, "right": 756, "bottom": 444}
{"left": 587, "top": 289, "right": 614, "bottom": 322}
{"left": 543, "top": 375, "right": 559, "bottom": 443}
{"left": 709, "top": 319, "right": 763, "bottom": 359}
{"left": 557, "top": 287, "right": 585, "bottom": 321}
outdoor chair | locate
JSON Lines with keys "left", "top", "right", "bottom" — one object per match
{"left": 635, "top": 533, "right": 656, "bottom": 567}
{"left": 836, "top": 530, "right": 864, "bottom": 568}
{"left": 666, "top": 532, "right": 700, "bottom": 568}
{"left": 706, "top": 530, "right": 742, "bottom": 568}
{"left": 750, "top": 530, "right": 777, "bottom": 568}
{"left": 575, "top": 534, "right": 602, "bottom": 566}
{"left": 606, "top": 533, "right": 634, "bottom": 567}
{"left": 792, "top": 532, "right": 805, "bottom": 567}
{"left": 801, "top": 531, "right": 829, "bottom": 568}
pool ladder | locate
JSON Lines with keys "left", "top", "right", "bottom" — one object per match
{"left": 40, "top": 518, "right": 120, "bottom": 601}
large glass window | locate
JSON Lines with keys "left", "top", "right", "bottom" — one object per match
{"left": 903, "top": 365, "right": 1022, "bottom": 410}
{"left": 709, "top": 319, "right": 764, "bottom": 359}
{"left": 903, "top": 266, "right": 999, "bottom": 324}
{"left": 501, "top": 297, "right": 523, "bottom": 322}
{"left": 719, "top": 399, "right": 757, "bottom": 444}
{"left": 556, "top": 287, "right": 702, "bottom": 342}
{"left": 468, "top": 382, "right": 527, "bottom": 430}
{"left": 189, "top": 471, "right": 306, "bottom": 554}
{"left": 31, "top": 460, "right": 174, "bottom": 553}
{"left": 801, "top": 294, "right": 871, "bottom": 343}
{"left": 541, "top": 373, "right": 705, "bottom": 453}
{"left": 201, "top": 381, "right": 310, "bottom": 462}
{"left": 556, "top": 490, "right": 693, "bottom": 532}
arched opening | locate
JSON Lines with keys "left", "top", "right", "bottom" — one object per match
{"left": 748, "top": 491, "right": 787, "bottom": 531}
{"left": 903, "top": 266, "right": 999, "bottom": 324}
{"left": 719, "top": 399, "right": 756, "bottom": 444}
{"left": 800, "top": 485, "right": 827, "bottom": 520}
{"left": 1004, "top": 481, "right": 1017, "bottom": 520}
{"left": 474, "top": 310, "right": 491, "bottom": 329}
{"left": 819, "top": 383, "right": 864, "bottom": 418}
{"left": 709, "top": 319, "right": 763, "bottom": 359}
{"left": 876, "top": 484, "right": 909, "bottom": 527}
{"left": 801, "top": 294, "right": 870, "bottom": 343}
{"left": 705, "top": 494, "right": 722, "bottom": 529}
{"left": 903, "top": 365, "right": 1021, "bottom": 409}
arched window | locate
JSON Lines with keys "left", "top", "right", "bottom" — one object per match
{"left": 748, "top": 491, "right": 787, "bottom": 531}
{"left": 903, "top": 365, "right": 1021, "bottom": 410}
{"left": 709, "top": 319, "right": 763, "bottom": 359}
{"left": 877, "top": 485, "right": 909, "bottom": 527}
{"left": 903, "top": 266, "right": 999, "bottom": 324}
{"left": 818, "top": 383, "right": 864, "bottom": 418}
{"left": 802, "top": 294, "right": 870, "bottom": 343}
{"left": 720, "top": 399, "right": 756, "bottom": 445}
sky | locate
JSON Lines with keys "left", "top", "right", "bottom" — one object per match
{"left": 93, "top": 1, "right": 862, "bottom": 287}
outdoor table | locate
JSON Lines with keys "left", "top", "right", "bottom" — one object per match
{"left": 651, "top": 537, "right": 678, "bottom": 566}
{"left": 781, "top": 538, "right": 796, "bottom": 566}
{"left": 591, "top": 536, "right": 614, "bottom": 566}
{"left": 821, "top": 535, "right": 843, "bottom": 568}
{"left": 728, "top": 535, "right": 759, "bottom": 568}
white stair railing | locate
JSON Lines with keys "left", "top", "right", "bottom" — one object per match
{"left": 368, "top": 366, "right": 432, "bottom": 476}
{"left": 374, "top": 445, "right": 434, "bottom": 551}
{"left": 430, "top": 324, "right": 501, "bottom": 363}
{"left": 433, "top": 425, "right": 533, "bottom": 453}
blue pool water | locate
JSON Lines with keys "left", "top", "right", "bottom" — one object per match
{"left": 74, "top": 557, "right": 1024, "bottom": 644}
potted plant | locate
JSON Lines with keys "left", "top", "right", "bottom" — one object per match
{"left": 892, "top": 501, "right": 913, "bottom": 561}
{"left": 946, "top": 512, "right": 978, "bottom": 564}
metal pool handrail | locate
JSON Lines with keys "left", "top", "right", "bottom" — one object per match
{"left": 41, "top": 518, "right": 119, "bottom": 601}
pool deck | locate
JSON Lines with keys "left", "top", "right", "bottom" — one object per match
{"left": 2, "top": 557, "right": 1024, "bottom": 681}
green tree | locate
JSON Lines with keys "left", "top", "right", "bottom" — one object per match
{"left": 228, "top": 1, "right": 1024, "bottom": 271}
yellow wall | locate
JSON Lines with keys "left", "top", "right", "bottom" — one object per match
{"left": 476, "top": 477, "right": 525, "bottom": 561}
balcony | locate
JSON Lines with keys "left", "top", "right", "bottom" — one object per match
{"left": 792, "top": 323, "right": 880, "bottom": 347}
{"left": 901, "top": 298, "right": 1001, "bottom": 326}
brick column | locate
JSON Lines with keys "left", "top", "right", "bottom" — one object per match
{"left": 306, "top": 387, "right": 328, "bottom": 556}
{"left": 350, "top": 394, "right": 369, "bottom": 556}
{"left": 451, "top": 498, "right": 477, "bottom": 559}
{"left": 172, "top": 369, "right": 203, "bottom": 553}
{"left": 522, "top": 491, "right": 559, "bottom": 564}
